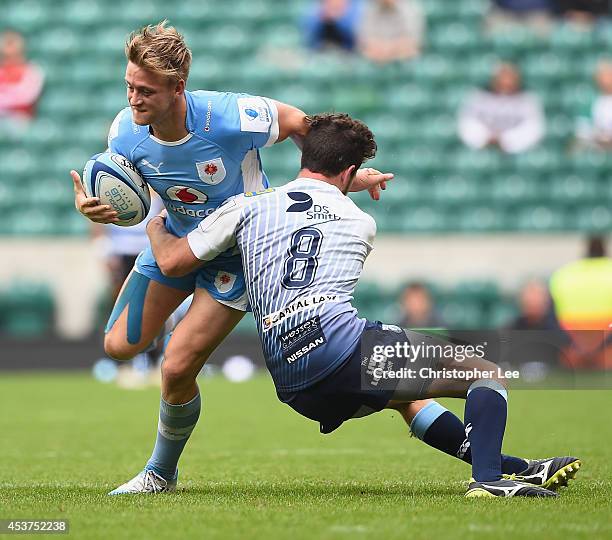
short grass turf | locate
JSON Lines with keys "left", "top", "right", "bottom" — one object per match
{"left": 0, "top": 372, "right": 610, "bottom": 540}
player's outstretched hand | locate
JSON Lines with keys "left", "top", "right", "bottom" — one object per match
{"left": 70, "top": 170, "right": 119, "bottom": 223}
{"left": 353, "top": 168, "right": 394, "bottom": 201}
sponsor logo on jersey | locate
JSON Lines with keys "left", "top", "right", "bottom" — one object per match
{"left": 279, "top": 316, "right": 327, "bottom": 363}
{"left": 244, "top": 187, "right": 275, "bottom": 197}
{"left": 306, "top": 204, "right": 341, "bottom": 221}
{"left": 237, "top": 97, "right": 272, "bottom": 133}
{"left": 204, "top": 100, "right": 213, "bottom": 132}
{"left": 196, "top": 158, "right": 226, "bottom": 185}
{"left": 167, "top": 203, "right": 216, "bottom": 218}
{"left": 285, "top": 336, "right": 326, "bottom": 364}
{"left": 285, "top": 193, "right": 341, "bottom": 220}
{"left": 262, "top": 294, "right": 339, "bottom": 331}
{"left": 286, "top": 192, "right": 313, "bottom": 213}
{"left": 214, "top": 271, "right": 237, "bottom": 294}
{"left": 166, "top": 186, "right": 208, "bottom": 204}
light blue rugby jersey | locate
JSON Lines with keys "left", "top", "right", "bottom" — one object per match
{"left": 187, "top": 178, "right": 377, "bottom": 392}
{"left": 107, "top": 90, "right": 279, "bottom": 243}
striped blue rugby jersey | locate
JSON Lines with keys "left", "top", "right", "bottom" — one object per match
{"left": 187, "top": 178, "right": 377, "bottom": 392}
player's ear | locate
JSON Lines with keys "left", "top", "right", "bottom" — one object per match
{"left": 174, "top": 78, "right": 185, "bottom": 96}
{"left": 341, "top": 165, "right": 356, "bottom": 194}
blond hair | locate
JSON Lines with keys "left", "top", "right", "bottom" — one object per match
{"left": 125, "top": 20, "right": 191, "bottom": 83}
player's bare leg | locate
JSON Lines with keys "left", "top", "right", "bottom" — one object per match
{"left": 161, "top": 287, "right": 245, "bottom": 404}
{"left": 104, "top": 269, "right": 191, "bottom": 361}
{"left": 109, "top": 287, "right": 244, "bottom": 495}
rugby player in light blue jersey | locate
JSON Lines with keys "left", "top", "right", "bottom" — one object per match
{"left": 147, "top": 113, "right": 581, "bottom": 498}
{"left": 70, "top": 22, "right": 393, "bottom": 495}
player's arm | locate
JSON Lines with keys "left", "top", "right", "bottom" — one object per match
{"left": 146, "top": 216, "right": 201, "bottom": 277}
{"left": 350, "top": 167, "right": 394, "bottom": 201}
{"left": 147, "top": 199, "right": 242, "bottom": 277}
{"left": 272, "top": 100, "right": 309, "bottom": 149}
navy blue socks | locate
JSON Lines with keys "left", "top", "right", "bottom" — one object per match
{"left": 410, "top": 395, "right": 526, "bottom": 477}
{"left": 463, "top": 380, "right": 508, "bottom": 482}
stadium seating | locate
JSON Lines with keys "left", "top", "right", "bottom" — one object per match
{"left": 0, "top": 273, "right": 522, "bottom": 338}
{"left": 0, "top": 280, "right": 55, "bottom": 337}
{"left": 2, "top": 0, "right": 611, "bottom": 236}
{"left": 353, "top": 279, "right": 518, "bottom": 330}
{"left": 2, "top": 1, "right": 610, "bottom": 336}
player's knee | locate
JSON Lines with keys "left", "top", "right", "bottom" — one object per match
{"left": 161, "top": 359, "right": 193, "bottom": 389}
{"left": 493, "top": 373, "right": 509, "bottom": 391}
{"left": 406, "top": 399, "right": 434, "bottom": 420}
{"left": 483, "top": 359, "right": 509, "bottom": 390}
{"left": 104, "top": 333, "right": 140, "bottom": 362}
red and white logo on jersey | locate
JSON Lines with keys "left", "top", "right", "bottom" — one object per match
{"left": 165, "top": 186, "right": 208, "bottom": 204}
{"left": 196, "top": 158, "right": 226, "bottom": 185}
{"left": 214, "top": 271, "right": 236, "bottom": 294}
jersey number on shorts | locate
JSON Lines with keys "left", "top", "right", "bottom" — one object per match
{"left": 282, "top": 227, "right": 323, "bottom": 289}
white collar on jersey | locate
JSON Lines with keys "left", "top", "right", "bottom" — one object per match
{"left": 149, "top": 131, "right": 193, "bottom": 146}
{"left": 292, "top": 177, "right": 343, "bottom": 194}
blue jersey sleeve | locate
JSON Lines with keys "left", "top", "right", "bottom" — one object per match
{"left": 107, "top": 107, "right": 147, "bottom": 161}
{"left": 201, "top": 91, "right": 279, "bottom": 154}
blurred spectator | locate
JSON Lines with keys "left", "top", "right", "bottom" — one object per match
{"left": 303, "top": 0, "right": 362, "bottom": 52}
{"left": 574, "top": 60, "right": 612, "bottom": 151}
{"left": 550, "top": 236, "right": 612, "bottom": 369}
{"left": 0, "top": 29, "right": 44, "bottom": 125}
{"left": 510, "top": 280, "right": 564, "bottom": 332}
{"left": 555, "top": 0, "right": 611, "bottom": 26}
{"left": 357, "top": 0, "right": 425, "bottom": 64}
{"left": 486, "top": 0, "right": 555, "bottom": 35}
{"left": 458, "top": 62, "right": 545, "bottom": 154}
{"left": 399, "top": 282, "right": 445, "bottom": 328}
{"left": 508, "top": 280, "right": 570, "bottom": 367}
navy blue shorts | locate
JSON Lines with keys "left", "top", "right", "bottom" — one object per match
{"left": 277, "top": 321, "right": 403, "bottom": 434}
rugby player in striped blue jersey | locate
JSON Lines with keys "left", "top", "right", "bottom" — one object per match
{"left": 146, "top": 113, "right": 580, "bottom": 498}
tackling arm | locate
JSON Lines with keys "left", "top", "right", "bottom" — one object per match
{"left": 148, "top": 197, "right": 243, "bottom": 277}
{"left": 146, "top": 217, "right": 203, "bottom": 277}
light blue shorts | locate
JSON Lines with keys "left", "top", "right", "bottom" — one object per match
{"left": 135, "top": 246, "right": 249, "bottom": 311}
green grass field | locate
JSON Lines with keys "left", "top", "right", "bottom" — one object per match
{"left": 1, "top": 372, "right": 611, "bottom": 539}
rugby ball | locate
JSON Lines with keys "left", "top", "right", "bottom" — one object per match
{"left": 82, "top": 152, "right": 151, "bottom": 227}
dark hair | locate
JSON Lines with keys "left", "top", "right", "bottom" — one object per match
{"left": 300, "top": 113, "right": 377, "bottom": 177}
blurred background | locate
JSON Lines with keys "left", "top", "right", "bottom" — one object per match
{"left": 1, "top": 0, "right": 611, "bottom": 377}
